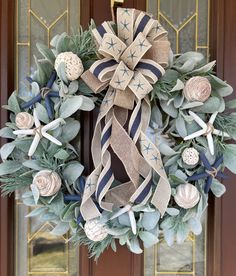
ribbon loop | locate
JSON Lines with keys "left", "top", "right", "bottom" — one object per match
{"left": 120, "top": 33, "right": 152, "bottom": 70}
{"left": 99, "top": 33, "right": 127, "bottom": 61}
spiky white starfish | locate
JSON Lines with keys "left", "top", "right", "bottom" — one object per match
{"left": 13, "top": 109, "right": 64, "bottom": 157}
{"left": 110, "top": 204, "right": 137, "bottom": 235}
{"left": 184, "top": 111, "right": 230, "bottom": 155}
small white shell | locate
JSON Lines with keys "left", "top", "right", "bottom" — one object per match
{"left": 84, "top": 218, "right": 108, "bottom": 242}
{"left": 174, "top": 183, "right": 200, "bottom": 209}
{"left": 55, "top": 52, "right": 84, "bottom": 81}
{"left": 182, "top": 147, "right": 199, "bottom": 166}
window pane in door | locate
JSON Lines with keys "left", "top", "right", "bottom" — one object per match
{"left": 15, "top": 1, "right": 80, "bottom": 275}
{"left": 145, "top": 1, "right": 210, "bottom": 276}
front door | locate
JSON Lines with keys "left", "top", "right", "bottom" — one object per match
{"left": 1, "top": 1, "right": 236, "bottom": 276}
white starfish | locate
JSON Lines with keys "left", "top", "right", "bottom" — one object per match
{"left": 184, "top": 111, "right": 230, "bottom": 155}
{"left": 13, "top": 109, "right": 64, "bottom": 157}
{"left": 110, "top": 204, "right": 137, "bottom": 235}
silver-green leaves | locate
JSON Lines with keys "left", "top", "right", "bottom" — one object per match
{"left": 59, "top": 95, "right": 95, "bottom": 118}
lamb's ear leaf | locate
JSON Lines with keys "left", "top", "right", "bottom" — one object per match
{"left": 7, "top": 92, "right": 21, "bottom": 114}
{"left": 59, "top": 96, "right": 94, "bottom": 118}
{"left": 50, "top": 222, "right": 70, "bottom": 236}
{"left": 36, "top": 42, "right": 55, "bottom": 64}
{"left": 0, "top": 160, "right": 22, "bottom": 176}
{"left": 224, "top": 144, "right": 236, "bottom": 173}
{"left": 128, "top": 237, "right": 143, "bottom": 254}
{"left": 0, "top": 142, "right": 15, "bottom": 161}
{"left": 30, "top": 184, "right": 40, "bottom": 205}
{"left": 210, "top": 179, "right": 226, "bottom": 197}
{"left": 139, "top": 231, "right": 159, "bottom": 248}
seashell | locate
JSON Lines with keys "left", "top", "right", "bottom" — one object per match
{"left": 84, "top": 218, "right": 108, "bottom": 242}
{"left": 182, "top": 147, "right": 199, "bottom": 166}
{"left": 183, "top": 76, "right": 211, "bottom": 102}
{"left": 55, "top": 52, "right": 84, "bottom": 81}
{"left": 174, "top": 183, "right": 200, "bottom": 209}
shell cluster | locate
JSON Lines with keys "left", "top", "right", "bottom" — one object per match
{"left": 182, "top": 147, "right": 199, "bottom": 166}
{"left": 84, "top": 218, "right": 109, "bottom": 242}
{"left": 174, "top": 183, "right": 200, "bottom": 209}
{"left": 183, "top": 76, "right": 211, "bottom": 102}
{"left": 55, "top": 51, "right": 84, "bottom": 81}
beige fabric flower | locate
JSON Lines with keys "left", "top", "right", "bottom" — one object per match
{"left": 183, "top": 76, "right": 211, "bottom": 102}
{"left": 84, "top": 218, "right": 108, "bottom": 242}
{"left": 55, "top": 52, "right": 84, "bottom": 81}
{"left": 182, "top": 147, "right": 199, "bottom": 166}
{"left": 15, "top": 112, "right": 34, "bottom": 130}
{"left": 33, "top": 170, "right": 62, "bottom": 197}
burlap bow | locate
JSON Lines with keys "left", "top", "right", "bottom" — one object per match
{"left": 80, "top": 8, "right": 171, "bottom": 221}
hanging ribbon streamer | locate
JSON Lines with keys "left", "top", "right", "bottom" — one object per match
{"left": 80, "top": 8, "right": 171, "bottom": 220}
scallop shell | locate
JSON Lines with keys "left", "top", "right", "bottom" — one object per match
{"left": 174, "top": 183, "right": 200, "bottom": 209}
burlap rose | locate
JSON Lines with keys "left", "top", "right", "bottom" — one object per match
{"left": 33, "top": 170, "right": 62, "bottom": 197}
{"left": 55, "top": 52, "right": 84, "bottom": 81}
{"left": 183, "top": 76, "right": 211, "bottom": 102}
{"left": 15, "top": 112, "right": 34, "bottom": 130}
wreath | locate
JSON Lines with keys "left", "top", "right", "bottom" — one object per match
{"left": 1, "top": 8, "right": 236, "bottom": 259}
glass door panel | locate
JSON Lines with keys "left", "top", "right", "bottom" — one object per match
{"left": 15, "top": 1, "right": 80, "bottom": 275}
{"left": 145, "top": 1, "right": 210, "bottom": 276}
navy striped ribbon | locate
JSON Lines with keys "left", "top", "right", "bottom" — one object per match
{"left": 95, "top": 120, "right": 114, "bottom": 202}
{"left": 136, "top": 62, "right": 163, "bottom": 79}
{"left": 130, "top": 105, "right": 142, "bottom": 140}
{"left": 93, "top": 59, "right": 118, "bottom": 79}
{"left": 134, "top": 179, "right": 153, "bottom": 204}
{"left": 134, "top": 14, "right": 151, "bottom": 39}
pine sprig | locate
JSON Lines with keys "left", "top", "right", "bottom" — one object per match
{"left": 0, "top": 169, "right": 33, "bottom": 196}
{"left": 72, "top": 228, "right": 114, "bottom": 260}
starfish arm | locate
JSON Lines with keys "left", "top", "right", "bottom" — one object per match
{"left": 48, "top": 91, "right": 60, "bottom": 97}
{"left": 199, "top": 152, "right": 212, "bottom": 170}
{"left": 64, "top": 194, "right": 81, "bottom": 201}
{"left": 206, "top": 133, "right": 215, "bottom": 155}
{"left": 42, "top": 118, "right": 64, "bottom": 132}
{"left": 213, "top": 129, "right": 230, "bottom": 138}
{"left": 46, "top": 71, "right": 57, "bottom": 88}
{"left": 42, "top": 132, "right": 62, "bottom": 146}
{"left": 28, "top": 134, "right": 41, "bottom": 157}
{"left": 33, "top": 109, "right": 41, "bottom": 128}
{"left": 209, "top": 112, "right": 218, "bottom": 124}
{"left": 187, "top": 172, "right": 209, "bottom": 181}
{"left": 21, "top": 94, "right": 42, "bottom": 109}
{"left": 128, "top": 209, "right": 137, "bottom": 235}
{"left": 184, "top": 129, "right": 206, "bottom": 140}
{"left": 213, "top": 154, "right": 224, "bottom": 168}
{"left": 45, "top": 96, "right": 54, "bottom": 119}
{"left": 189, "top": 111, "right": 207, "bottom": 128}
{"left": 110, "top": 204, "right": 131, "bottom": 220}
{"left": 217, "top": 172, "right": 229, "bottom": 179}
{"left": 13, "top": 129, "right": 35, "bottom": 136}
{"left": 204, "top": 176, "right": 213, "bottom": 193}
{"left": 26, "top": 76, "right": 34, "bottom": 84}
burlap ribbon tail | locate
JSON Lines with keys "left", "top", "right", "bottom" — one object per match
{"left": 80, "top": 8, "right": 171, "bottom": 221}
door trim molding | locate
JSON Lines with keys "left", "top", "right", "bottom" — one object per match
{"left": 0, "top": 1, "right": 15, "bottom": 276}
